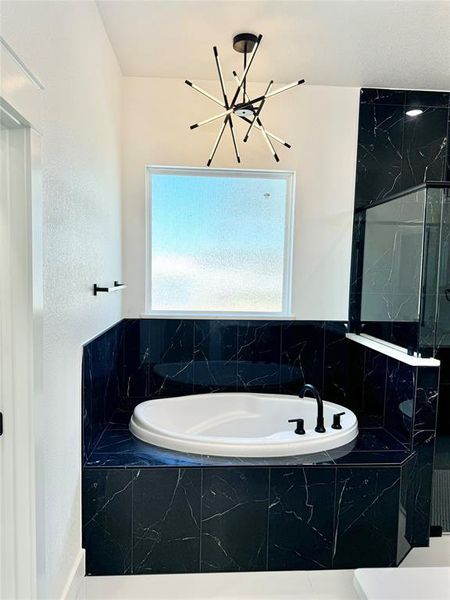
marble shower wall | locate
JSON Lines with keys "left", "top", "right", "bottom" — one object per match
{"left": 354, "top": 89, "right": 449, "bottom": 210}
{"left": 349, "top": 88, "right": 450, "bottom": 337}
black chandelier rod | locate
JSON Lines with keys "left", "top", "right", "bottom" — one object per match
{"left": 235, "top": 78, "right": 305, "bottom": 111}
{"left": 229, "top": 34, "right": 263, "bottom": 107}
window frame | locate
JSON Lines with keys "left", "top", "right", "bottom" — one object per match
{"left": 144, "top": 165, "right": 296, "bottom": 319}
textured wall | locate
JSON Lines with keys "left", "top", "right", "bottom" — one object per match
{"left": 121, "top": 78, "right": 360, "bottom": 320}
{"left": 1, "top": 2, "right": 122, "bottom": 597}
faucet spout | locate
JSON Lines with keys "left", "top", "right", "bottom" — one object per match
{"left": 299, "top": 383, "right": 325, "bottom": 433}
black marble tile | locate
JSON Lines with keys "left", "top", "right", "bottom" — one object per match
{"left": 401, "top": 107, "right": 448, "bottom": 189}
{"left": 143, "top": 319, "right": 195, "bottom": 399}
{"left": 355, "top": 103, "right": 404, "bottom": 208}
{"left": 446, "top": 109, "right": 450, "bottom": 181}
{"left": 349, "top": 212, "right": 365, "bottom": 326}
{"left": 414, "top": 368, "right": 439, "bottom": 430}
{"left": 333, "top": 467, "right": 401, "bottom": 568}
{"left": 397, "top": 453, "right": 417, "bottom": 562}
{"left": 323, "top": 323, "right": 363, "bottom": 413}
{"left": 360, "top": 88, "right": 405, "bottom": 106}
{"left": 121, "top": 319, "right": 150, "bottom": 401}
{"left": 329, "top": 449, "right": 410, "bottom": 467}
{"left": 82, "top": 468, "right": 133, "bottom": 575}
{"left": 405, "top": 91, "right": 449, "bottom": 109}
{"left": 200, "top": 451, "right": 335, "bottom": 468}
{"left": 411, "top": 430, "right": 435, "bottom": 546}
{"left": 385, "top": 359, "right": 416, "bottom": 445}
{"left": 83, "top": 322, "right": 123, "bottom": 459}
{"left": 236, "top": 322, "right": 282, "bottom": 393}
{"left": 362, "top": 349, "right": 387, "bottom": 420}
{"left": 268, "top": 467, "right": 335, "bottom": 570}
{"left": 280, "top": 321, "right": 325, "bottom": 394}
{"left": 193, "top": 320, "right": 238, "bottom": 393}
{"left": 201, "top": 468, "right": 269, "bottom": 572}
{"left": 87, "top": 426, "right": 203, "bottom": 468}
{"left": 133, "top": 468, "right": 201, "bottom": 573}
{"left": 347, "top": 428, "right": 406, "bottom": 452}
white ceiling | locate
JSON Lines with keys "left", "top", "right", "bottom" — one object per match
{"left": 97, "top": 0, "right": 450, "bottom": 90}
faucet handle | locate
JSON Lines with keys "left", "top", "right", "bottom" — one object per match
{"left": 331, "top": 412, "right": 345, "bottom": 430}
{"left": 288, "top": 418, "right": 305, "bottom": 435}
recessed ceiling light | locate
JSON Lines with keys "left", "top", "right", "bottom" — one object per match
{"left": 406, "top": 109, "right": 423, "bottom": 117}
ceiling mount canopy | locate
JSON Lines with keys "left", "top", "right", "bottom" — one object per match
{"left": 185, "top": 33, "right": 305, "bottom": 166}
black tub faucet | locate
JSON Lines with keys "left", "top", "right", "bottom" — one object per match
{"left": 299, "top": 383, "right": 325, "bottom": 433}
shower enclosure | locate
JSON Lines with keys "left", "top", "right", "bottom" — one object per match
{"left": 350, "top": 181, "right": 450, "bottom": 533}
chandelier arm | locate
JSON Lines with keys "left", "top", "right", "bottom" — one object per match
{"left": 265, "top": 79, "right": 305, "bottom": 99}
{"left": 229, "top": 34, "right": 262, "bottom": 107}
{"left": 207, "top": 118, "right": 228, "bottom": 167}
{"left": 239, "top": 79, "right": 305, "bottom": 109}
{"left": 185, "top": 80, "right": 225, "bottom": 108}
{"left": 239, "top": 114, "right": 291, "bottom": 148}
{"left": 190, "top": 108, "right": 233, "bottom": 130}
{"left": 243, "top": 80, "right": 273, "bottom": 142}
{"left": 228, "top": 116, "right": 240, "bottom": 164}
{"left": 233, "top": 73, "right": 292, "bottom": 148}
{"left": 242, "top": 44, "right": 247, "bottom": 102}
{"left": 260, "top": 125, "right": 279, "bottom": 162}
{"left": 213, "top": 47, "right": 229, "bottom": 108}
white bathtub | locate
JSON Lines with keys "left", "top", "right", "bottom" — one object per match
{"left": 129, "top": 392, "right": 358, "bottom": 457}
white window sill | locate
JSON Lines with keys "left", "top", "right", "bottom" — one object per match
{"left": 140, "top": 313, "right": 296, "bottom": 320}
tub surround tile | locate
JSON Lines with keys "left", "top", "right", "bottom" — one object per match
{"left": 83, "top": 468, "right": 133, "bottom": 576}
{"left": 323, "top": 322, "right": 365, "bottom": 414}
{"left": 385, "top": 359, "right": 415, "bottom": 445}
{"left": 361, "top": 350, "right": 387, "bottom": 421}
{"left": 83, "top": 322, "right": 123, "bottom": 459}
{"left": 199, "top": 451, "right": 335, "bottom": 468}
{"left": 329, "top": 450, "right": 411, "bottom": 467}
{"left": 333, "top": 467, "right": 401, "bottom": 569}
{"left": 414, "top": 368, "right": 439, "bottom": 431}
{"left": 411, "top": 430, "right": 436, "bottom": 546}
{"left": 201, "top": 468, "right": 269, "bottom": 572}
{"left": 193, "top": 320, "right": 238, "bottom": 393}
{"left": 82, "top": 315, "right": 440, "bottom": 576}
{"left": 397, "top": 453, "right": 417, "bottom": 562}
{"left": 236, "top": 322, "right": 282, "bottom": 393}
{"left": 143, "top": 319, "right": 195, "bottom": 400}
{"left": 268, "top": 468, "right": 335, "bottom": 570}
{"left": 85, "top": 425, "right": 409, "bottom": 469}
{"left": 122, "top": 319, "right": 150, "bottom": 401}
{"left": 133, "top": 468, "right": 201, "bottom": 574}
{"left": 280, "top": 321, "right": 325, "bottom": 394}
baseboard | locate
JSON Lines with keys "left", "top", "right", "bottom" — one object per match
{"left": 60, "top": 548, "right": 85, "bottom": 600}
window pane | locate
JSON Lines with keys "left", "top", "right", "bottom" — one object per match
{"left": 150, "top": 172, "right": 289, "bottom": 312}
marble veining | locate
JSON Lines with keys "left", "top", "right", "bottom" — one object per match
{"left": 333, "top": 467, "right": 401, "bottom": 568}
{"left": 268, "top": 468, "right": 335, "bottom": 570}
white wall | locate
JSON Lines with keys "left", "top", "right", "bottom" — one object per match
{"left": 122, "top": 77, "right": 359, "bottom": 320}
{"left": 1, "top": 2, "right": 122, "bottom": 598}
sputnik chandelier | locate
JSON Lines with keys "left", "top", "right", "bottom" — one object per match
{"left": 185, "top": 33, "right": 305, "bottom": 166}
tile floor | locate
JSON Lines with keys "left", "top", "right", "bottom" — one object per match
{"left": 81, "top": 536, "right": 450, "bottom": 600}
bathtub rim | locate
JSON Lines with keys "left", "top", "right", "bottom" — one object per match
{"left": 129, "top": 392, "right": 359, "bottom": 458}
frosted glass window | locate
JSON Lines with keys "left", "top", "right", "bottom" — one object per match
{"left": 147, "top": 167, "right": 294, "bottom": 315}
